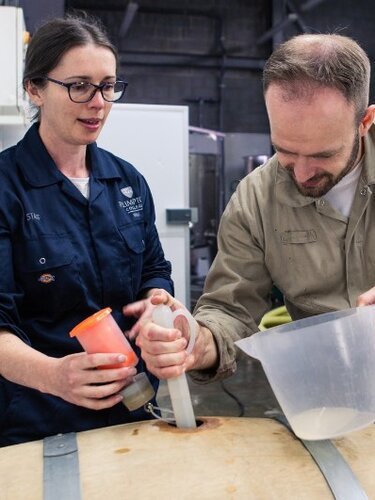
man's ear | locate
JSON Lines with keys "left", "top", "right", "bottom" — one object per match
{"left": 359, "top": 105, "right": 375, "bottom": 136}
{"left": 25, "top": 80, "right": 44, "bottom": 106}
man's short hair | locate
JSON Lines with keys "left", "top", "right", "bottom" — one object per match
{"left": 263, "top": 34, "right": 371, "bottom": 124}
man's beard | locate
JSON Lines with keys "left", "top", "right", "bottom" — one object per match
{"left": 285, "top": 131, "right": 361, "bottom": 198}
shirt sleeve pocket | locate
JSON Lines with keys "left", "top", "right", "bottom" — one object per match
{"left": 118, "top": 223, "right": 146, "bottom": 292}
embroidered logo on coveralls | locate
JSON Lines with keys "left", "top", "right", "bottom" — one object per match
{"left": 121, "top": 186, "right": 133, "bottom": 198}
{"left": 38, "top": 274, "right": 55, "bottom": 284}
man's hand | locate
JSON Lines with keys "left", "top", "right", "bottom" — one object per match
{"left": 356, "top": 286, "right": 375, "bottom": 306}
{"left": 123, "top": 290, "right": 190, "bottom": 377}
{"left": 135, "top": 315, "right": 190, "bottom": 379}
{"left": 125, "top": 290, "right": 218, "bottom": 379}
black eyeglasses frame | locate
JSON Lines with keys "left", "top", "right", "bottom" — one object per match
{"left": 38, "top": 76, "right": 128, "bottom": 103}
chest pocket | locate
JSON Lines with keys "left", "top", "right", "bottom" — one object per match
{"left": 281, "top": 230, "right": 317, "bottom": 244}
{"left": 275, "top": 228, "right": 336, "bottom": 295}
{"left": 14, "top": 236, "right": 84, "bottom": 316}
{"left": 279, "top": 230, "right": 319, "bottom": 274}
{"left": 119, "top": 223, "right": 145, "bottom": 253}
{"left": 118, "top": 223, "right": 146, "bottom": 292}
{"left": 119, "top": 223, "right": 146, "bottom": 254}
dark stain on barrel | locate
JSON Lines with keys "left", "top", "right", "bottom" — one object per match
{"left": 153, "top": 417, "right": 222, "bottom": 433}
{"left": 115, "top": 447, "right": 131, "bottom": 454}
{"left": 226, "top": 484, "right": 237, "bottom": 494}
{"left": 132, "top": 429, "right": 139, "bottom": 436}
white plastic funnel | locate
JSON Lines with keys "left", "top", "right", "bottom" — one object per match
{"left": 152, "top": 305, "right": 198, "bottom": 429}
{"left": 236, "top": 305, "right": 375, "bottom": 440}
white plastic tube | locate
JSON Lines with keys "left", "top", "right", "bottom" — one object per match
{"left": 152, "top": 305, "right": 197, "bottom": 429}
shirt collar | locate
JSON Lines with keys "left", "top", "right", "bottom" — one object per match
{"left": 360, "top": 124, "right": 375, "bottom": 186}
{"left": 274, "top": 158, "right": 315, "bottom": 207}
{"left": 16, "top": 123, "right": 121, "bottom": 187}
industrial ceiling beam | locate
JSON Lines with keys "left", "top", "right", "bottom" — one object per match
{"left": 118, "top": 1, "right": 138, "bottom": 38}
{"left": 66, "top": 0, "right": 129, "bottom": 9}
{"left": 300, "top": 0, "right": 327, "bottom": 12}
{"left": 257, "top": 0, "right": 327, "bottom": 47}
{"left": 119, "top": 52, "right": 265, "bottom": 71}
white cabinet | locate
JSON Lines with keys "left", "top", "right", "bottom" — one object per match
{"left": 0, "top": 123, "right": 28, "bottom": 152}
{"left": 98, "top": 103, "right": 191, "bottom": 306}
{"left": 0, "top": 6, "right": 27, "bottom": 124}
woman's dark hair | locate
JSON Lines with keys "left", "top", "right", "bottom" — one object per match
{"left": 23, "top": 14, "right": 118, "bottom": 121}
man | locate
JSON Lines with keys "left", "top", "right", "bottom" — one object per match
{"left": 125, "top": 33, "right": 375, "bottom": 382}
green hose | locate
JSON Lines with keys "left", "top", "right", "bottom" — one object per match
{"left": 259, "top": 305, "right": 291, "bottom": 331}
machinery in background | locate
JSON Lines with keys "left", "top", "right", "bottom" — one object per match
{"left": 244, "top": 154, "right": 270, "bottom": 174}
{"left": 189, "top": 128, "right": 272, "bottom": 309}
{"left": 224, "top": 132, "right": 272, "bottom": 205}
{"left": 188, "top": 127, "right": 225, "bottom": 309}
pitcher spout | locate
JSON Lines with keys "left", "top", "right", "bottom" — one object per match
{"left": 235, "top": 334, "right": 261, "bottom": 361}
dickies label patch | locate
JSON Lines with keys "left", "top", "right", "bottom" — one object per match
{"left": 38, "top": 273, "right": 55, "bottom": 284}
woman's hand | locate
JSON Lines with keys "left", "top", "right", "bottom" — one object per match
{"left": 48, "top": 352, "right": 137, "bottom": 410}
{"left": 0, "top": 332, "right": 138, "bottom": 410}
{"left": 122, "top": 288, "right": 182, "bottom": 340}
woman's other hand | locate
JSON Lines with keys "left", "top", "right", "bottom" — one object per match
{"left": 48, "top": 352, "right": 136, "bottom": 410}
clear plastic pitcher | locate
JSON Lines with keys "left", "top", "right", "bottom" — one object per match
{"left": 236, "top": 305, "right": 375, "bottom": 440}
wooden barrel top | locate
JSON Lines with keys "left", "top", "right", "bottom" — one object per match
{"left": 0, "top": 417, "right": 374, "bottom": 499}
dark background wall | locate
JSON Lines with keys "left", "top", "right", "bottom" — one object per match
{"left": 17, "top": 0, "right": 375, "bottom": 133}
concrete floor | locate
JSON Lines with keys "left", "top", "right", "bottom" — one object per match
{"left": 156, "top": 356, "right": 281, "bottom": 421}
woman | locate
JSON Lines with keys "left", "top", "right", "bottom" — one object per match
{"left": 0, "top": 15, "right": 173, "bottom": 446}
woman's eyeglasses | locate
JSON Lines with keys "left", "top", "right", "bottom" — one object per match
{"left": 39, "top": 77, "right": 128, "bottom": 103}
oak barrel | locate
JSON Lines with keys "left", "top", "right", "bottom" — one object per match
{"left": 0, "top": 417, "right": 374, "bottom": 499}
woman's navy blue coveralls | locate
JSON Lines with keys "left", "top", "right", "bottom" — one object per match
{"left": 0, "top": 124, "right": 173, "bottom": 446}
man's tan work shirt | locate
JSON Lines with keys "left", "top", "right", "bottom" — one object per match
{"left": 193, "top": 126, "right": 375, "bottom": 382}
